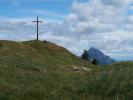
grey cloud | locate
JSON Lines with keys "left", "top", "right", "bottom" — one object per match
{"left": 100, "top": 0, "right": 132, "bottom": 7}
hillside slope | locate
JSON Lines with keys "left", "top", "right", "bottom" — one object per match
{"left": 24, "top": 40, "right": 89, "bottom": 67}
{"left": 0, "top": 40, "right": 88, "bottom": 67}
{"left": 0, "top": 40, "right": 133, "bottom": 100}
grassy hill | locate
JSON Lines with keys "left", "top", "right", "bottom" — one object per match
{"left": 0, "top": 40, "right": 88, "bottom": 67}
{"left": 0, "top": 40, "right": 133, "bottom": 100}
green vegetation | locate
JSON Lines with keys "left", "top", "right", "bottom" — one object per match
{"left": 81, "top": 50, "right": 88, "bottom": 60}
{"left": 0, "top": 40, "right": 132, "bottom": 100}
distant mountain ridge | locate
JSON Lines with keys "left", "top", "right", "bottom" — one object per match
{"left": 87, "top": 47, "right": 115, "bottom": 65}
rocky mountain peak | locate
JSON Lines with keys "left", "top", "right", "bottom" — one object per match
{"left": 87, "top": 47, "right": 115, "bottom": 65}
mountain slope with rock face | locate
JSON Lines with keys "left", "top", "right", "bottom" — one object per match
{"left": 88, "top": 47, "right": 115, "bottom": 65}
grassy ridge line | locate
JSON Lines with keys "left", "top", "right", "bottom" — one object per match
{"left": 23, "top": 40, "right": 89, "bottom": 67}
{"left": 0, "top": 40, "right": 89, "bottom": 67}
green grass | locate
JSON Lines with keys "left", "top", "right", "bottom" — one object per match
{"left": 0, "top": 40, "right": 133, "bottom": 100}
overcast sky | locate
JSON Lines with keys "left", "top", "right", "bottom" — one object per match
{"left": 0, "top": 0, "right": 133, "bottom": 61}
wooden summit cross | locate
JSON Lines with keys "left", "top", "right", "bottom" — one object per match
{"left": 32, "top": 17, "right": 43, "bottom": 40}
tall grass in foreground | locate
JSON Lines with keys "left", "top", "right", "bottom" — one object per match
{"left": 0, "top": 40, "right": 132, "bottom": 100}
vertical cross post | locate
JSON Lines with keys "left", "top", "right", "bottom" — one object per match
{"left": 32, "top": 17, "right": 43, "bottom": 40}
{"left": 37, "top": 17, "right": 39, "bottom": 40}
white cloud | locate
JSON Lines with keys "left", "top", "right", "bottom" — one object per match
{"left": 0, "top": 0, "right": 133, "bottom": 61}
